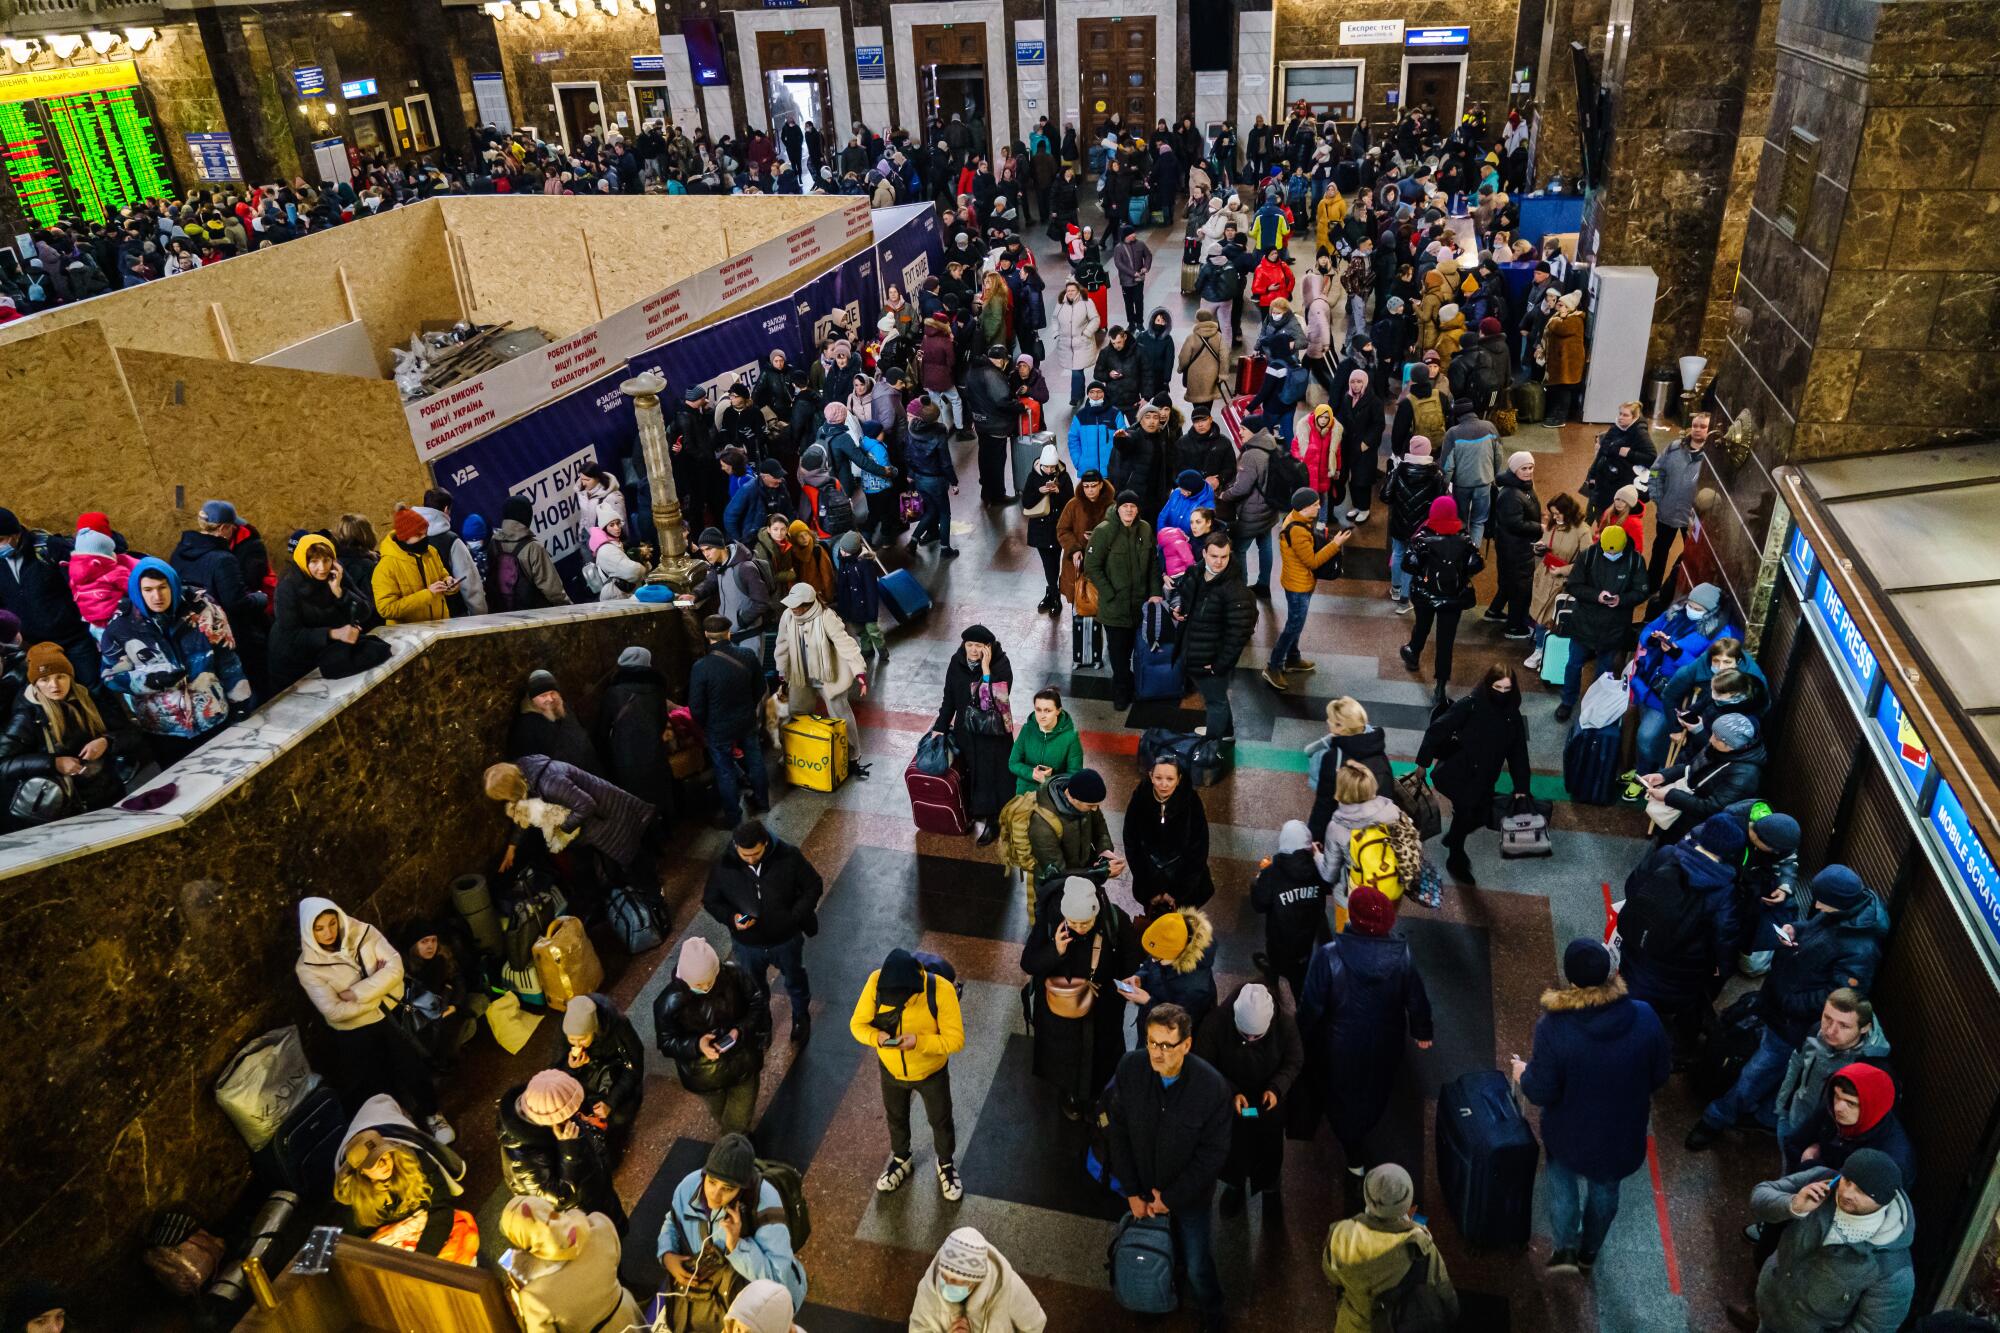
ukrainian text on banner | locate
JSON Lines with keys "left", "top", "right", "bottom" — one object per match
{"left": 627, "top": 297, "right": 804, "bottom": 404}
{"left": 433, "top": 374, "right": 637, "bottom": 583}
{"left": 872, "top": 202, "right": 942, "bottom": 306}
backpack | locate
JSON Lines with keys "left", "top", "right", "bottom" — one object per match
{"left": 1617, "top": 857, "right": 1706, "bottom": 965}
{"left": 1371, "top": 1241, "right": 1454, "bottom": 1333}
{"left": 752, "top": 1158, "right": 811, "bottom": 1251}
{"left": 488, "top": 536, "right": 544, "bottom": 612}
{"left": 999, "top": 792, "right": 1062, "bottom": 875}
{"left": 910, "top": 951, "right": 959, "bottom": 1023}
{"left": 581, "top": 560, "right": 607, "bottom": 595}
{"left": 1260, "top": 446, "right": 1310, "bottom": 511}
{"left": 1348, "top": 825, "right": 1401, "bottom": 899}
{"left": 1108, "top": 1215, "right": 1177, "bottom": 1314}
{"left": 500, "top": 868, "right": 566, "bottom": 972}
{"left": 1410, "top": 390, "right": 1446, "bottom": 442}
{"left": 816, "top": 479, "right": 854, "bottom": 539}
{"left": 859, "top": 437, "right": 893, "bottom": 494}
{"left": 1416, "top": 534, "right": 1474, "bottom": 608}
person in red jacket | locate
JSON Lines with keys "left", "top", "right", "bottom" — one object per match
{"left": 1251, "top": 249, "right": 1295, "bottom": 311}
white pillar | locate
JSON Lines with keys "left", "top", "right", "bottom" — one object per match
{"left": 1235, "top": 9, "right": 1273, "bottom": 130}
{"left": 854, "top": 25, "right": 891, "bottom": 133}
{"left": 1014, "top": 19, "right": 1047, "bottom": 142}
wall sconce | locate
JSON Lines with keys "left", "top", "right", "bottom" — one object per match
{"left": 598, "top": 0, "right": 621, "bottom": 14}
{"left": 2, "top": 38, "right": 39, "bottom": 64}
{"left": 1720, "top": 408, "right": 1757, "bottom": 469}
{"left": 481, "top": 1, "right": 508, "bottom": 16}
{"left": 518, "top": 0, "right": 542, "bottom": 17}
{"left": 297, "top": 101, "right": 311, "bottom": 115}
{"left": 86, "top": 30, "right": 119, "bottom": 55}
{"left": 44, "top": 33, "right": 84, "bottom": 59}
{"left": 324, "top": 101, "right": 338, "bottom": 115}
{"left": 123, "top": 27, "right": 157, "bottom": 50}
{"left": 553, "top": 0, "right": 580, "bottom": 18}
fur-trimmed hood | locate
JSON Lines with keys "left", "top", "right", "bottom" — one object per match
{"left": 1161, "top": 906, "right": 1214, "bottom": 974}
{"left": 1540, "top": 974, "right": 1627, "bottom": 1012}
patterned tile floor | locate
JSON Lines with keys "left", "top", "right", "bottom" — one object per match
{"left": 434, "top": 209, "right": 1766, "bottom": 1332}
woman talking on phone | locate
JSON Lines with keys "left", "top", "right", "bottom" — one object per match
{"left": 1021, "top": 876, "right": 1140, "bottom": 1120}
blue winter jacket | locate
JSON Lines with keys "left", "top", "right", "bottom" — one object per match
{"left": 1519, "top": 982, "right": 1671, "bottom": 1181}
{"left": 656, "top": 1172, "right": 805, "bottom": 1310}
{"left": 1157, "top": 483, "right": 1217, "bottom": 537}
{"left": 99, "top": 557, "right": 253, "bottom": 740}
{"left": 1067, "top": 401, "right": 1125, "bottom": 478}
{"left": 1631, "top": 604, "right": 1739, "bottom": 713}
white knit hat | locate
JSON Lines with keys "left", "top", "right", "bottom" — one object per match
{"left": 725, "top": 1279, "right": 797, "bottom": 1333}
{"left": 1234, "top": 983, "right": 1275, "bottom": 1038}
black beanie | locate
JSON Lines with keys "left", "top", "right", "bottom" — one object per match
{"left": 705, "top": 1132, "right": 758, "bottom": 1188}
{"left": 503, "top": 495, "right": 534, "bottom": 526}
{"left": 1563, "top": 938, "right": 1611, "bottom": 988}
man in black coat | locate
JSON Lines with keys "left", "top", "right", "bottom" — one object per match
{"left": 1487, "top": 451, "right": 1541, "bottom": 639}
{"left": 672, "top": 383, "right": 725, "bottom": 535}
{"left": 597, "top": 645, "right": 672, "bottom": 814}
{"left": 507, "top": 667, "right": 606, "bottom": 777}
{"left": 1172, "top": 406, "right": 1236, "bottom": 495}
{"left": 687, "top": 615, "right": 771, "bottom": 826}
{"left": 962, "top": 343, "right": 1019, "bottom": 506}
{"left": 1173, "top": 533, "right": 1258, "bottom": 740}
{"left": 652, "top": 935, "right": 772, "bottom": 1134}
{"left": 703, "top": 819, "right": 825, "bottom": 1042}
{"left": 1107, "top": 1002, "right": 1233, "bottom": 1328}
{"left": 0, "top": 509, "right": 98, "bottom": 688}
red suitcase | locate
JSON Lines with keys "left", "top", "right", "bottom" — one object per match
{"left": 1235, "top": 353, "right": 1267, "bottom": 397}
{"left": 906, "top": 755, "right": 970, "bottom": 836}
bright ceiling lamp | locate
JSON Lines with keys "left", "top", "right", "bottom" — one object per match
{"left": 597, "top": 0, "right": 620, "bottom": 14}
{"left": 2, "top": 38, "right": 39, "bottom": 64}
{"left": 123, "top": 27, "right": 157, "bottom": 50}
{"left": 481, "top": 2, "right": 508, "bottom": 16}
{"left": 86, "top": 30, "right": 119, "bottom": 55}
{"left": 553, "top": 0, "right": 579, "bottom": 18}
{"left": 44, "top": 32, "right": 84, "bottom": 59}
{"left": 517, "top": 0, "right": 542, "bottom": 17}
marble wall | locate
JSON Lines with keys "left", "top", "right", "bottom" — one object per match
{"left": 1269, "top": 0, "right": 1523, "bottom": 131}
{"left": 1583, "top": 0, "right": 1764, "bottom": 365}
{"left": 1708, "top": 0, "right": 2000, "bottom": 610}
{"left": 0, "top": 604, "right": 700, "bottom": 1318}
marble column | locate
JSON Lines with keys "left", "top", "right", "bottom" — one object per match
{"left": 1702, "top": 0, "right": 2000, "bottom": 626}
{"left": 1581, "top": 0, "right": 1764, "bottom": 364}
{"left": 195, "top": 9, "right": 302, "bottom": 185}
{"left": 623, "top": 370, "right": 702, "bottom": 593}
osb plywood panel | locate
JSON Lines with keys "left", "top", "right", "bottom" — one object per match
{"left": 721, "top": 194, "right": 848, "bottom": 255}
{"left": 0, "top": 203, "right": 463, "bottom": 372}
{"left": 0, "top": 321, "right": 173, "bottom": 552}
{"left": 119, "top": 350, "right": 429, "bottom": 548}
{"left": 445, "top": 199, "right": 606, "bottom": 338}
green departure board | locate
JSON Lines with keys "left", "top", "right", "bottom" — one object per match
{"left": 1, "top": 85, "right": 174, "bottom": 226}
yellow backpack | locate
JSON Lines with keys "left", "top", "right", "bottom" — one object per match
{"left": 1348, "top": 825, "right": 1403, "bottom": 901}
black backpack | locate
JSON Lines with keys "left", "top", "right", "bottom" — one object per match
{"left": 1618, "top": 857, "right": 1707, "bottom": 965}
{"left": 1260, "top": 446, "right": 1309, "bottom": 511}
{"left": 1372, "top": 1241, "right": 1454, "bottom": 1333}
{"left": 752, "top": 1158, "right": 811, "bottom": 1250}
{"left": 1415, "top": 533, "right": 1474, "bottom": 608}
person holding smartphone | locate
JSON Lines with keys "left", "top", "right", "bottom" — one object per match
{"left": 371, "top": 506, "right": 457, "bottom": 625}
{"left": 850, "top": 949, "right": 967, "bottom": 1202}
{"left": 1021, "top": 877, "right": 1139, "bottom": 1121}
{"left": 653, "top": 937, "right": 772, "bottom": 1136}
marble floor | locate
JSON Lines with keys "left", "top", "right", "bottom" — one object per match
{"left": 431, "top": 206, "right": 1767, "bottom": 1333}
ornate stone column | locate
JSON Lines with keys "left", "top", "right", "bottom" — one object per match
{"left": 621, "top": 369, "right": 700, "bottom": 593}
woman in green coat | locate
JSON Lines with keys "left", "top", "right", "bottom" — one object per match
{"left": 1081, "top": 490, "right": 1162, "bottom": 711}
{"left": 1009, "top": 686, "right": 1085, "bottom": 794}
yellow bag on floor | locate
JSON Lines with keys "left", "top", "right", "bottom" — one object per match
{"left": 781, "top": 714, "right": 850, "bottom": 791}
{"left": 532, "top": 915, "right": 603, "bottom": 1011}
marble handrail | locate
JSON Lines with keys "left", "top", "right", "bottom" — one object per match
{"left": 0, "top": 599, "right": 675, "bottom": 881}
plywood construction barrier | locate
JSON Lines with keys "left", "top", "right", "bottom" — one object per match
{"left": 0, "top": 193, "right": 879, "bottom": 554}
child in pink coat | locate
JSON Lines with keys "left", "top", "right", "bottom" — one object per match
{"left": 68, "top": 528, "right": 136, "bottom": 635}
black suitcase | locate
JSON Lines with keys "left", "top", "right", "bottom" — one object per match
{"left": 1435, "top": 1070, "right": 1538, "bottom": 1248}
{"left": 1563, "top": 723, "right": 1621, "bottom": 805}
{"left": 1072, "top": 614, "right": 1102, "bottom": 668}
{"left": 252, "top": 1083, "right": 344, "bottom": 1199}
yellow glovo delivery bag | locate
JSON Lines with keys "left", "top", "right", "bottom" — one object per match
{"left": 781, "top": 713, "right": 850, "bottom": 791}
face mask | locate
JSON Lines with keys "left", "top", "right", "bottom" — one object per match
{"left": 939, "top": 1280, "right": 973, "bottom": 1304}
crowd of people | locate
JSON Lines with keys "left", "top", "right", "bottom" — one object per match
{"left": 9, "top": 94, "right": 1986, "bottom": 1333}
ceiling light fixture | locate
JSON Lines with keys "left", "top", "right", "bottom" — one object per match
{"left": 481, "top": 2, "right": 507, "bottom": 16}
{"left": 598, "top": 0, "right": 621, "bottom": 14}
{"left": 44, "top": 33, "right": 84, "bottom": 59}
{"left": 517, "top": 0, "right": 542, "bottom": 17}
{"left": 86, "top": 30, "right": 119, "bottom": 55}
{"left": 553, "top": 0, "right": 579, "bottom": 18}
{"left": 122, "top": 27, "right": 157, "bottom": 51}
{"left": 2, "top": 38, "right": 39, "bottom": 65}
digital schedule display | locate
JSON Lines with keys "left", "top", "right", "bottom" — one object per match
{"left": 0, "top": 60, "right": 176, "bottom": 227}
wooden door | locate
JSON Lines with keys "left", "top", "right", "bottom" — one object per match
{"left": 911, "top": 22, "right": 985, "bottom": 70}
{"left": 1404, "top": 60, "right": 1463, "bottom": 121}
{"left": 913, "top": 22, "right": 989, "bottom": 151}
{"left": 1077, "top": 16, "right": 1155, "bottom": 139}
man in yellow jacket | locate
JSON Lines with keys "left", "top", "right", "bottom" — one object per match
{"left": 849, "top": 947, "right": 967, "bottom": 1202}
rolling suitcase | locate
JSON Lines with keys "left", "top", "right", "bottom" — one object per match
{"left": 1072, "top": 614, "right": 1103, "bottom": 668}
{"left": 1562, "top": 723, "right": 1621, "bottom": 805}
{"left": 252, "top": 1083, "right": 344, "bottom": 1199}
{"left": 1131, "top": 602, "right": 1183, "bottom": 703}
{"left": 906, "top": 754, "right": 971, "bottom": 835}
{"left": 1435, "top": 1070, "right": 1538, "bottom": 1248}
{"left": 1014, "top": 430, "right": 1053, "bottom": 493}
{"left": 532, "top": 915, "right": 603, "bottom": 1011}
{"left": 781, "top": 713, "right": 850, "bottom": 791}
{"left": 1181, "top": 262, "right": 1199, "bottom": 297}
{"left": 1235, "top": 353, "right": 1267, "bottom": 398}
{"left": 1127, "top": 193, "right": 1149, "bottom": 227}
{"left": 877, "top": 567, "right": 932, "bottom": 623}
